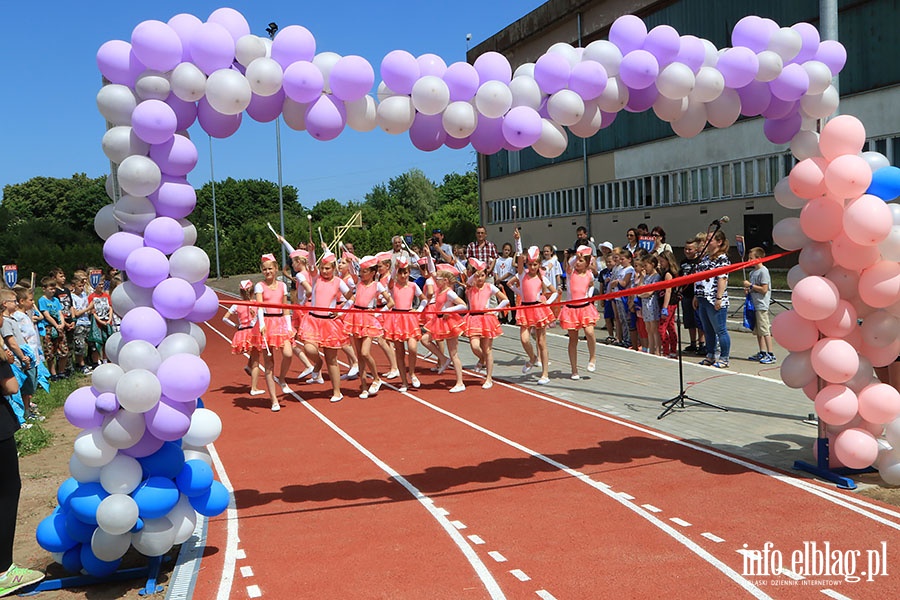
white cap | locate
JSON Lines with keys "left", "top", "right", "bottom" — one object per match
{"left": 599, "top": 241, "right": 614, "bottom": 251}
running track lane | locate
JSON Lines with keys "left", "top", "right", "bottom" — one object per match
{"left": 197, "top": 302, "right": 900, "bottom": 598}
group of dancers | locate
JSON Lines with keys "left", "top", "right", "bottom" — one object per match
{"left": 223, "top": 229, "right": 600, "bottom": 411}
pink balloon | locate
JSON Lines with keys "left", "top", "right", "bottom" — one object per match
{"left": 815, "top": 300, "right": 857, "bottom": 338}
{"left": 270, "top": 25, "right": 316, "bottom": 68}
{"left": 859, "top": 338, "right": 900, "bottom": 368}
{"left": 792, "top": 276, "right": 840, "bottom": 321}
{"left": 825, "top": 265, "right": 860, "bottom": 300}
{"left": 802, "top": 380, "right": 819, "bottom": 401}
{"left": 857, "top": 383, "right": 900, "bottom": 424}
{"left": 819, "top": 115, "right": 866, "bottom": 161}
{"left": 831, "top": 232, "right": 881, "bottom": 271}
{"left": 788, "top": 157, "right": 828, "bottom": 199}
{"left": 858, "top": 260, "right": 900, "bottom": 308}
{"left": 811, "top": 337, "right": 860, "bottom": 384}
{"left": 780, "top": 350, "right": 816, "bottom": 389}
{"left": 814, "top": 385, "right": 858, "bottom": 426}
{"left": 824, "top": 155, "right": 874, "bottom": 200}
{"left": 772, "top": 309, "right": 820, "bottom": 352}
{"left": 832, "top": 428, "right": 878, "bottom": 469}
{"left": 799, "top": 197, "right": 843, "bottom": 242}
{"left": 443, "top": 62, "right": 480, "bottom": 102}
{"left": 843, "top": 194, "right": 892, "bottom": 246}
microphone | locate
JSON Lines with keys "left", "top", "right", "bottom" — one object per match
{"left": 712, "top": 216, "right": 730, "bottom": 226}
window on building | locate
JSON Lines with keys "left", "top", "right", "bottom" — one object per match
{"left": 508, "top": 150, "right": 520, "bottom": 174}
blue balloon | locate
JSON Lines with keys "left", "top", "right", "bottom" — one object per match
{"left": 56, "top": 477, "right": 81, "bottom": 510}
{"left": 176, "top": 460, "right": 214, "bottom": 498}
{"left": 36, "top": 509, "right": 77, "bottom": 553}
{"left": 65, "top": 509, "right": 97, "bottom": 544}
{"left": 132, "top": 476, "right": 180, "bottom": 519}
{"left": 80, "top": 543, "right": 121, "bottom": 578}
{"left": 189, "top": 480, "right": 229, "bottom": 517}
{"left": 138, "top": 441, "right": 185, "bottom": 479}
{"left": 61, "top": 545, "right": 83, "bottom": 573}
{"left": 866, "top": 166, "right": 900, "bottom": 201}
{"left": 67, "top": 482, "right": 108, "bottom": 526}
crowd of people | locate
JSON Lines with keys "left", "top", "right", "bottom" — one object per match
{"left": 225, "top": 220, "right": 767, "bottom": 411}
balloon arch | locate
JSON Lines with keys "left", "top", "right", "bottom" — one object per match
{"left": 37, "top": 7, "right": 900, "bottom": 576}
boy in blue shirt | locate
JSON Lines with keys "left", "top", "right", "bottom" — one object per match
{"left": 37, "top": 276, "right": 68, "bottom": 380}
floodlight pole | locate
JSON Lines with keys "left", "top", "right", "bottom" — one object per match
{"left": 268, "top": 22, "right": 287, "bottom": 267}
{"left": 209, "top": 135, "right": 222, "bottom": 280}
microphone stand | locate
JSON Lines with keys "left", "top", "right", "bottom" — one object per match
{"left": 658, "top": 220, "right": 729, "bottom": 419}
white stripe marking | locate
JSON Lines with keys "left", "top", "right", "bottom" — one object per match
{"left": 641, "top": 504, "right": 662, "bottom": 513}
{"left": 488, "top": 551, "right": 507, "bottom": 563}
{"left": 207, "top": 435, "right": 239, "bottom": 600}
{"left": 510, "top": 569, "right": 531, "bottom": 581}
{"left": 669, "top": 517, "right": 692, "bottom": 527}
{"left": 246, "top": 584, "right": 262, "bottom": 598}
{"left": 451, "top": 520, "right": 467, "bottom": 530}
{"left": 701, "top": 532, "right": 725, "bottom": 543}
{"left": 820, "top": 590, "right": 852, "bottom": 600}
{"left": 436, "top": 507, "right": 449, "bottom": 516}
{"left": 536, "top": 591, "right": 558, "bottom": 600}
{"left": 235, "top": 549, "right": 246, "bottom": 560}
{"left": 468, "top": 535, "right": 485, "bottom": 545}
{"left": 239, "top": 566, "right": 253, "bottom": 578}
{"left": 616, "top": 492, "right": 635, "bottom": 500}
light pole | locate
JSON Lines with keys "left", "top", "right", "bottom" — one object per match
{"left": 208, "top": 136, "right": 222, "bottom": 279}
{"left": 267, "top": 21, "right": 287, "bottom": 267}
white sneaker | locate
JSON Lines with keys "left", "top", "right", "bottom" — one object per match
{"left": 382, "top": 370, "right": 399, "bottom": 379}
{"left": 522, "top": 361, "right": 534, "bottom": 374}
{"left": 359, "top": 390, "right": 370, "bottom": 399}
{"left": 537, "top": 377, "right": 550, "bottom": 385}
{"left": 411, "top": 375, "right": 421, "bottom": 388}
{"left": 306, "top": 372, "right": 324, "bottom": 384}
{"left": 571, "top": 374, "right": 581, "bottom": 380}
{"left": 249, "top": 389, "right": 265, "bottom": 396}
{"left": 482, "top": 380, "right": 493, "bottom": 390}
{"left": 449, "top": 384, "right": 466, "bottom": 393}
{"left": 345, "top": 365, "right": 359, "bottom": 379}
{"left": 368, "top": 380, "right": 383, "bottom": 395}
{"left": 271, "top": 403, "right": 281, "bottom": 412}
{"left": 587, "top": 362, "right": 596, "bottom": 372}
{"left": 297, "top": 366, "right": 315, "bottom": 379}
{"left": 281, "top": 383, "right": 293, "bottom": 394}
{"left": 436, "top": 358, "right": 452, "bottom": 374}
{"left": 398, "top": 385, "right": 408, "bottom": 393}
{"left": 330, "top": 394, "right": 343, "bottom": 403}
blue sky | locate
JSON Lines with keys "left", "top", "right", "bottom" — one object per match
{"left": 0, "top": 1, "right": 547, "bottom": 207}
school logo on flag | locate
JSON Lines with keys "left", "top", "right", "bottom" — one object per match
{"left": 638, "top": 235, "right": 655, "bottom": 252}
{"left": 89, "top": 269, "right": 103, "bottom": 289}
{"left": 3, "top": 265, "right": 17, "bottom": 288}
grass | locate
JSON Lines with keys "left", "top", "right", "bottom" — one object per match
{"left": 14, "top": 372, "right": 87, "bottom": 456}
{"left": 727, "top": 269, "right": 789, "bottom": 291}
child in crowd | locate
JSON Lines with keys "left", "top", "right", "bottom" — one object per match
{"left": 69, "top": 271, "right": 93, "bottom": 374}
{"left": 610, "top": 249, "right": 635, "bottom": 349}
{"left": 421, "top": 266, "right": 468, "bottom": 393}
{"left": 597, "top": 242, "right": 616, "bottom": 343}
{"left": 38, "top": 276, "right": 68, "bottom": 380}
{"left": 2, "top": 289, "right": 35, "bottom": 426}
{"left": 465, "top": 258, "right": 508, "bottom": 390}
{"left": 383, "top": 256, "right": 427, "bottom": 393}
{"left": 255, "top": 253, "right": 295, "bottom": 404}
{"left": 493, "top": 242, "right": 516, "bottom": 325}
{"left": 223, "top": 280, "right": 265, "bottom": 398}
{"left": 87, "top": 277, "right": 113, "bottom": 365}
{"left": 744, "top": 247, "right": 775, "bottom": 364}
{"left": 559, "top": 246, "right": 599, "bottom": 379}
{"left": 657, "top": 250, "right": 680, "bottom": 358}
{"left": 637, "top": 254, "right": 662, "bottom": 355}
{"left": 513, "top": 230, "right": 557, "bottom": 385}
{"left": 12, "top": 287, "right": 42, "bottom": 389}
{"left": 50, "top": 268, "right": 74, "bottom": 377}
{"left": 681, "top": 237, "right": 706, "bottom": 355}
{"left": 344, "top": 255, "right": 393, "bottom": 398}
{"left": 631, "top": 248, "right": 650, "bottom": 352}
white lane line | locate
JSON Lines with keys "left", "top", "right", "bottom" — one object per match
{"left": 669, "top": 517, "right": 692, "bottom": 527}
{"left": 247, "top": 584, "right": 262, "bottom": 598}
{"left": 820, "top": 589, "right": 852, "bottom": 600}
{"left": 701, "top": 532, "right": 725, "bottom": 543}
{"left": 207, "top": 435, "right": 239, "bottom": 600}
{"left": 451, "top": 520, "right": 467, "bottom": 530}
{"left": 536, "top": 590, "right": 558, "bottom": 600}
{"left": 488, "top": 551, "right": 508, "bottom": 563}
{"left": 510, "top": 569, "right": 531, "bottom": 582}
{"left": 235, "top": 549, "right": 246, "bottom": 560}
{"left": 205, "top": 321, "right": 506, "bottom": 600}
{"left": 436, "top": 507, "right": 450, "bottom": 516}
{"left": 616, "top": 492, "right": 635, "bottom": 500}
{"left": 641, "top": 504, "right": 662, "bottom": 513}
{"left": 239, "top": 566, "right": 253, "bottom": 577}
{"left": 468, "top": 535, "right": 485, "bottom": 545}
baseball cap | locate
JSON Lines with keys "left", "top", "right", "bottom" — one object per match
{"left": 599, "top": 241, "right": 614, "bottom": 251}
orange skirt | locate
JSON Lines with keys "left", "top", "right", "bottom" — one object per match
{"left": 231, "top": 328, "right": 256, "bottom": 354}
{"left": 559, "top": 303, "right": 599, "bottom": 330}
{"left": 383, "top": 311, "right": 422, "bottom": 341}
{"left": 424, "top": 313, "right": 465, "bottom": 341}
{"left": 302, "top": 314, "right": 349, "bottom": 349}
{"left": 249, "top": 314, "right": 293, "bottom": 348}
{"left": 516, "top": 303, "right": 555, "bottom": 328}
{"left": 465, "top": 313, "right": 502, "bottom": 339}
{"left": 343, "top": 308, "right": 384, "bottom": 338}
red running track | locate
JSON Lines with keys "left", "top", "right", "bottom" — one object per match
{"left": 191, "top": 301, "right": 900, "bottom": 599}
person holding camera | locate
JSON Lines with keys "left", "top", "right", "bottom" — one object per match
{"left": 429, "top": 229, "right": 454, "bottom": 265}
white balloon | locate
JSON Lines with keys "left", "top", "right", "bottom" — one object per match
{"left": 179, "top": 218, "right": 198, "bottom": 247}
{"left": 800, "top": 85, "right": 839, "bottom": 120}
{"left": 114, "top": 195, "right": 156, "bottom": 234}
{"left": 509, "top": 76, "right": 543, "bottom": 110}
{"left": 157, "top": 333, "right": 201, "bottom": 361}
{"left": 861, "top": 311, "right": 900, "bottom": 348}
{"left": 118, "top": 340, "right": 162, "bottom": 373}
{"left": 132, "top": 517, "right": 176, "bottom": 557}
{"left": 245, "top": 57, "right": 283, "bottom": 97}
{"left": 705, "top": 89, "right": 740, "bottom": 128}
{"left": 102, "top": 126, "right": 151, "bottom": 164}
{"left": 184, "top": 408, "right": 223, "bottom": 447}
{"left": 583, "top": 40, "right": 622, "bottom": 76}
{"left": 69, "top": 454, "right": 102, "bottom": 483}
{"left": 168, "top": 495, "right": 199, "bottom": 545}
{"left": 845, "top": 355, "right": 877, "bottom": 394}
{"left": 105, "top": 174, "right": 119, "bottom": 201}
{"left": 546, "top": 89, "right": 584, "bottom": 126}
{"left": 117, "top": 155, "right": 161, "bottom": 198}
{"left": 652, "top": 94, "right": 688, "bottom": 122}
{"left": 656, "top": 62, "right": 695, "bottom": 100}
{"left": 92, "top": 528, "right": 133, "bottom": 562}
{"left": 97, "top": 84, "right": 138, "bottom": 126}
{"left": 861, "top": 151, "right": 890, "bottom": 173}
{"left": 878, "top": 451, "right": 900, "bottom": 485}
{"left": 532, "top": 119, "right": 568, "bottom": 159}
{"left": 169, "top": 246, "right": 211, "bottom": 283}
{"left": 474, "top": 81, "right": 512, "bottom": 119}
{"left": 878, "top": 225, "right": 900, "bottom": 262}
{"left": 774, "top": 176, "right": 808, "bottom": 209}
{"left": 701, "top": 39, "right": 719, "bottom": 67}
{"left": 596, "top": 76, "right": 628, "bottom": 112}
{"left": 102, "top": 409, "right": 147, "bottom": 449}
{"left": 235, "top": 34, "right": 267, "bottom": 67}
{"left": 73, "top": 428, "right": 118, "bottom": 468}
{"left": 167, "top": 321, "right": 207, "bottom": 352}
{"left": 773, "top": 217, "right": 811, "bottom": 251}
{"left": 548, "top": 42, "right": 579, "bottom": 67}
{"left": 376, "top": 81, "right": 397, "bottom": 102}
{"left": 170, "top": 62, "right": 207, "bottom": 102}
{"left": 569, "top": 101, "right": 604, "bottom": 137}
{"left": 313, "top": 52, "right": 342, "bottom": 92}
{"left": 345, "top": 96, "right": 377, "bottom": 132}
{"left": 411, "top": 75, "right": 450, "bottom": 115}
{"left": 803, "top": 60, "right": 833, "bottom": 95}
{"left": 135, "top": 71, "right": 171, "bottom": 101}
{"left": 886, "top": 418, "right": 900, "bottom": 447}
{"left": 768, "top": 27, "right": 802, "bottom": 61}
{"left": 182, "top": 445, "right": 213, "bottom": 467}
{"left": 790, "top": 130, "right": 821, "bottom": 161}
{"left": 205, "top": 68, "right": 252, "bottom": 115}
{"left": 282, "top": 97, "right": 308, "bottom": 130}
{"left": 755, "top": 51, "right": 783, "bottom": 83}
{"left": 441, "top": 101, "right": 478, "bottom": 139}
{"left": 96, "top": 493, "right": 140, "bottom": 537}
{"left": 689, "top": 67, "right": 724, "bottom": 102}
{"left": 513, "top": 62, "right": 535, "bottom": 79}
{"left": 100, "top": 454, "right": 143, "bottom": 495}
{"left": 671, "top": 100, "right": 707, "bottom": 138}
{"left": 92, "top": 362, "right": 125, "bottom": 394}
{"left": 115, "top": 368, "right": 162, "bottom": 413}
{"left": 112, "top": 280, "right": 155, "bottom": 317}
{"left": 94, "top": 204, "right": 119, "bottom": 240}
{"left": 376, "top": 95, "right": 415, "bottom": 134}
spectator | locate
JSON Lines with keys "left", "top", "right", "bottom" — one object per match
{"left": 680, "top": 238, "right": 705, "bottom": 355}
{"left": 637, "top": 223, "right": 650, "bottom": 236}
{"left": 50, "top": 268, "right": 74, "bottom": 378}
{"left": 466, "top": 226, "right": 499, "bottom": 279}
{"left": 69, "top": 271, "right": 93, "bottom": 374}
{"left": 428, "top": 229, "right": 454, "bottom": 264}
{"left": 651, "top": 226, "right": 673, "bottom": 255}
{"left": 572, "top": 226, "right": 596, "bottom": 255}
{"left": 390, "top": 235, "right": 410, "bottom": 267}
{"left": 541, "top": 245, "right": 562, "bottom": 290}
{"left": 597, "top": 242, "right": 616, "bottom": 342}
{"left": 745, "top": 247, "right": 775, "bottom": 364}
{"left": 624, "top": 228, "right": 639, "bottom": 254}
{"left": 37, "top": 276, "right": 68, "bottom": 380}
{"left": 693, "top": 230, "right": 731, "bottom": 369}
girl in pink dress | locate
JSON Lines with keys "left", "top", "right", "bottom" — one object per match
{"left": 421, "top": 266, "right": 468, "bottom": 393}
{"left": 384, "top": 257, "right": 427, "bottom": 392}
{"left": 373, "top": 251, "right": 400, "bottom": 379}
{"left": 288, "top": 247, "right": 316, "bottom": 380}
{"left": 344, "top": 255, "right": 394, "bottom": 398}
{"left": 254, "top": 254, "right": 294, "bottom": 411}
{"left": 465, "top": 258, "right": 509, "bottom": 390}
{"left": 512, "top": 230, "right": 558, "bottom": 385}
{"left": 337, "top": 251, "right": 360, "bottom": 380}
{"left": 559, "top": 246, "right": 599, "bottom": 379}
{"left": 222, "top": 280, "right": 265, "bottom": 397}
{"left": 298, "top": 251, "right": 353, "bottom": 403}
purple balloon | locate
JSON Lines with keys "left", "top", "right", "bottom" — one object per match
{"left": 815, "top": 40, "right": 847, "bottom": 75}
{"left": 764, "top": 111, "right": 803, "bottom": 145}
{"left": 125, "top": 247, "right": 170, "bottom": 289}
{"left": 444, "top": 135, "right": 470, "bottom": 150}
{"left": 731, "top": 16, "right": 774, "bottom": 53}
{"left": 149, "top": 176, "right": 196, "bottom": 220}
{"left": 158, "top": 354, "right": 210, "bottom": 403}
{"left": 131, "top": 100, "right": 177, "bottom": 145}
{"left": 609, "top": 15, "right": 647, "bottom": 55}
{"left": 120, "top": 428, "right": 165, "bottom": 458}
{"left": 737, "top": 80, "right": 772, "bottom": 117}
{"left": 95, "top": 392, "right": 119, "bottom": 415}
{"left": 469, "top": 116, "right": 505, "bottom": 155}
{"left": 717, "top": 47, "right": 759, "bottom": 89}
{"left": 408, "top": 113, "right": 446, "bottom": 152}
{"left": 120, "top": 306, "right": 168, "bottom": 346}
{"left": 600, "top": 110, "right": 618, "bottom": 129}
{"left": 144, "top": 396, "right": 193, "bottom": 442}
{"left": 643, "top": 25, "right": 681, "bottom": 66}
{"left": 197, "top": 97, "right": 242, "bottom": 139}
{"left": 143, "top": 217, "right": 185, "bottom": 254}
{"left": 167, "top": 13, "right": 202, "bottom": 62}
{"left": 381, "top": 50, "right": 419, "bottom": 95}
{"left": 443, "top": 62, "right": 480, "bottom": 102}
{"left": 473, "top": 52, "right": 512, "bottom": 85}
{"left": 761, "top": 96, "right": 797, "bottom": 120}
{"left": 501, "top": 106, "right": 542, "bottom": 149}
{"left": 103, "top": 232, "right": 145, "bottom": 270}
{"left": 131, "top": 20, "right": 182, "bottom": 72}
{"left": 149, "top": 135, "right": 197, "bottom": 177}
{"left": 190, "top": 279, "right": 209, "bottom": 297}
{"left": 186, "top": 287, "right": 219, "bottom": 323}
{"left": 283, "top": 61, "right": 324, "bottom": 104}
{"left": 207, "top": 7, "right": 251, "bottom": 43}
{"left": 770, "top": 63, "right": 810, "bottom": 102}
{"left": 676, "top": 35, "right": 707, "bottom": 73}
{"left": 305, "top": 96, "right": 346, "bottom": 141}
{"left": 618, "top": 50, "right": 659, "bottom": 90}
{"left": 189, "top": 22, "right": 235, "bottom": 75}
{"left": 96, "top": 40, "right": 146, "bottom": 87}
{"left": 246, "top": 89, "right": 285, "bottom": 123}
{"left": 329, "top": 55, "right": 375, "bottom": 101}
{"left": 568, "top": 61, "right": 608, "bottom": 100}
{"left": 153, "top": 278, "right": 197, "bottom": 320}
{"left": 791, "top": 22, "right": 821, "bottom": 64}
{"left": 165, "top": 95, "right": 198, "bottom": 131}
{"left": 417, "top": 53, "right": 447, "bottom": 78}
{"left": 270, "top": 25, "right": 316, "bottom": 69}
{"left": 64, "top": 387, "right": 103, "bottom": 429}
{"left": 533, "top": 53, "right": 571, "bottom": 95}
{"left": 624, "top": 85, "right": 658, "bottom": 113}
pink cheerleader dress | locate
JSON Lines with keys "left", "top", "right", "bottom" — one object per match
{"left": 516, "top": 272, "right": 555, "bottom": 328}
{"left": 465, "top": 283, "right": 503, "bottom": 339}
{"left": 419, "top": 276, "right": 437, "bottom": 325}
{"left": 292, "top": 271, "right": 310, "bottom": 340}
{"left": 301, "top": 275, "right": 351, "bottom": 348}
{"left": 343, "top": 280, "right": 386, "bottom": 338}
{"left": 424, "top": 288, "right": 466, "bottom": 341}
{"left": 559, "top": 270, "right": 600, "bottom": 330}
{"left": 383, "top": 282, "right": 423, "bottom": 341}
{"left": 253, "top": 280, "right": 294, "bottom": 347}
{"left": 229, "top": 305, "right": 258, "bottom": 354}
